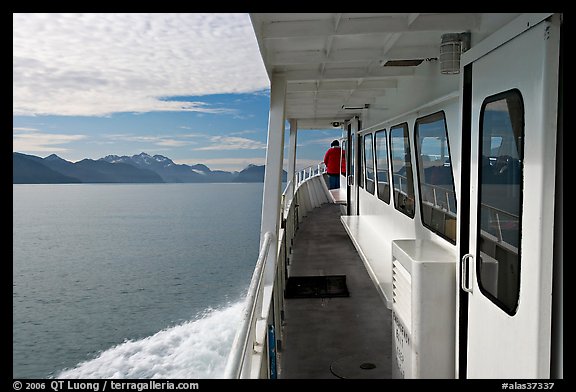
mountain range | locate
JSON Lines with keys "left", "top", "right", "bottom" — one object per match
{"left": 13, "top": 152, "right": 287, "bottom": 184}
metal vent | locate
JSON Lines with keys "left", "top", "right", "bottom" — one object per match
{"left": 392, "top": 259, "right": 412, "bottom": 329}
{"left": 383, "top": 59, "right": 424, "bottom": 67}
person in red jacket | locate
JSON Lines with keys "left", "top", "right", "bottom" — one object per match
{"left": 324, "top": 140, "right": 342, "bottom": 189}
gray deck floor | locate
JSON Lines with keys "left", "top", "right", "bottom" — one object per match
{"left": 277, "top": 203, "right": 393, "bottom": 379}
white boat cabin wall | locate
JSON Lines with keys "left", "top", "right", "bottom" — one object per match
{"left": 225, "top": 13, "right": 563, "bottom": 380}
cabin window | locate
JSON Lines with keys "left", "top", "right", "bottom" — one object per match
{"left": 374, "top": 130, "right": 390, "bottom": 204}
{"left": 358, "top": 134, "right": 364, "bottom": 189}
{"left": 415, "top": 112, "right": 457, "bottom": 243}
{"left": 477, "top": 89, "right": 524, "bottom": 315}
{"left": 390, "top": 123, "right": 415, "bottom": 218}
{"left": 364, "top": 133, "right": 375, "bottom": 194}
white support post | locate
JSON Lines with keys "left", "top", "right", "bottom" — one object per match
{"left": 287, "top": 119, "right": 298, "bottom": 206}
{"left": 349, "top": 116, "right": 360, "bottom": 216}
{"left": 260, "top": 74, "right": 287, "bottom": 301}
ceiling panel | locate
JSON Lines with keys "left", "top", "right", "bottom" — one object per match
{"left": 250, "top": 13, "right": 521, "bottom": 130}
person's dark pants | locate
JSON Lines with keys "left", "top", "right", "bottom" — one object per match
{"left": 328, "top": 174, "right": 340, "bottom": 189}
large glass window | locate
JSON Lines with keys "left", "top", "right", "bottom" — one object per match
{"left": 415, "top": 112, "right": 457, "bottom": 243}
{"left": 390, "top": 123, "right": 415, "bottom": 218}
{"left": 374, "top": 130, "right": 390, "bottom": 204}
{"left": 477, "top": 89, "right": 524, "bottom": 315}
{"left": 364, "top": 133, "right": 375, "bottom": 194}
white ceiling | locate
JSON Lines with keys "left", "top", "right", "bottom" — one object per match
{"left": 250, "top": 13, "right": 519, "bottom": 129}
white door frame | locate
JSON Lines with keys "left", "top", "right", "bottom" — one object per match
{"left": 458, "top": 14, "right": 560, "bottom": 378}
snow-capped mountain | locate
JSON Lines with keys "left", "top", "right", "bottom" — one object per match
{"left": 100, "top": 152, "right": 216, "bottom": 182}
{"left": 13, "top": 152, "right": 286, "bottom": 184}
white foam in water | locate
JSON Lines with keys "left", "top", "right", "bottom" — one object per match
{"left": 56, "top": 301, "right": 245, "bottom": 379}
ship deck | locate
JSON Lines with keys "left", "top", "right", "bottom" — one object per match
{"left": 277, "top": 202, "right": 393, "bottom": 379}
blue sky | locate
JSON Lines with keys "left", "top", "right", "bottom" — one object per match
{"left": 13, "top": 13, "right": 340, "bottom": 171}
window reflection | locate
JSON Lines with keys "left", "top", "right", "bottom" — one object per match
{"left": 375, "top": 130, "right": 390, "bottom": 203}
{"left": 477, "top": 89, "right": 524, "bottom": 315}
{"left": 364, "top": 133, "right": 375, "bottom": 194}
{"left": 415, "top": 112, "right": 457, "bottom": 243}
{"left": 390, "top": 123, "right": 415, "bottom": 218}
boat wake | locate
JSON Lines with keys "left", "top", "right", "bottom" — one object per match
{"left": 55, "top": 301, "right": 245, "bottom": 379}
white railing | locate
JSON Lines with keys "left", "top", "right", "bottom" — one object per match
{"left": 223, "top": 231, "right": 274, "bottom": 379}
{"left": 296, "top": 163, "right": 326, "bottom": 187}
{"left": 281, "top": 179, "right": 293, "bottom": 218}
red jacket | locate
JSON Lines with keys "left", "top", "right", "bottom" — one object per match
{"left": 324, "top": 147, "right": 342, "bottom": 175}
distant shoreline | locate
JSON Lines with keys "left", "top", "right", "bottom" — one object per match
{"left": 13, "top": 151, "right": 287, "bottom": 184}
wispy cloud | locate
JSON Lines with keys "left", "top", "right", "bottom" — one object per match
{"left": 229, "top": 130, "right": 258, "bottom": 136}
{"left": 156, "top": 139, "right": 194, "bottom": 147}
{"left": 193, "top": 136, "right": 266, "bottom": 151}
{"left": 13, "top": 13, "right": 269, "bottom": 116}
{"left": 13, "top": 130, "right": 87, "bottom": 153}
{"left": 299, "top": 137, "right": 340, "bottom": 146}
{"left": 104, "top": 133, "right": 198, "bottom": 147}
{"left": 157, "top": 99, "right": 239, "bottom": 115}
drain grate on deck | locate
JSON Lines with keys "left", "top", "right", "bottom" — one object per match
{"left": 284, "top": 275, "right": 350, "bottom": 299}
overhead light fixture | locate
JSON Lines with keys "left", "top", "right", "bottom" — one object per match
{"left": 440, "top": 32, "right": 471, "bottom": 75}
{"left": 342, "top": 104, "right": 370, "bottom": 110}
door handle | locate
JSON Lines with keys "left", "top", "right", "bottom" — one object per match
{"left": 461, "top": 253, "right": 474, "bottom": 293}
{"left": 347, "top": 175, "right": 354, "bottom": 186}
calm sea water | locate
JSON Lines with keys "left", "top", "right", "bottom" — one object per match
{"left": 13, "top": 183, "right": 265, "bottom": 379}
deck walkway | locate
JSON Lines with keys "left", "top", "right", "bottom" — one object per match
{"left": 278, "top": 203, "right": 393, "bottom": 379}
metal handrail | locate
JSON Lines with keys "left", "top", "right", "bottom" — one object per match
{"left": 282, "top": 179, "right": 292, "bottom": 196}
{"left": 281, "top": 179, "right": 292, "bottom": 216}
{"left": 297, "top": 163, "right": 326, "bottom": 187}
{"left": 223, "top": 231, "right": 275, "bottom": 379}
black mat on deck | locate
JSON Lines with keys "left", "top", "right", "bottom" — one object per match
{"left": 284, "top": 275, "right": 350, "bottom": 298}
